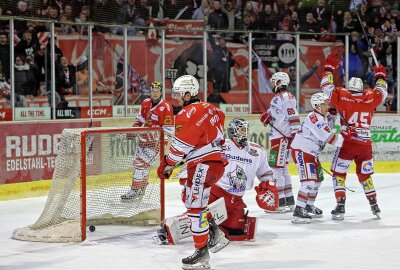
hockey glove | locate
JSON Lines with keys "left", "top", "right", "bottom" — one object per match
{"left": 373, "top": 64, "right": 387, "bottom": 81}
{"left": 260, "top": 111, "right": 273, "bottom": 126}
{"left": 324, "top": 51, "right": 341, "bottom": 72}
{"left": 328, "top": 106, "right": 338, "bottom": 115}
{"left": 157, "top": 156, "right": 175, "bottom": 180}
{"left": 255, "top": 181, "right": 279, "bottom": 212}
{"left": 340, "top": 126, "right": 357, "bottom": 140}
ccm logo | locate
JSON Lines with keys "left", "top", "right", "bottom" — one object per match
{"left": 87, "top": 109, "right": 108, "bottom": 116}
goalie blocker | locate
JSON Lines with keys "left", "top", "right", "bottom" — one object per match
{"left": 153, "top": 198, "right": 258, "bottom": 246}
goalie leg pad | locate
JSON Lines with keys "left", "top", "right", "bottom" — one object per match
{"left": 226, "top": 216, "right": 258, "bottom": 241}
{"left": 155, "top": 198, "right": 228, "bottom": 245}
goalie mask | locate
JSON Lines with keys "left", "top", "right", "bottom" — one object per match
{"left": 270, "top": 72, "right": 290, "bottom": 93}
{"left": 348, "top": 77, "right": 363, "bottom": 93}
{"left": 311, "top": 93, "right": 329, "bottom": 115}
{"left": 227, "top": 117, "right": 249, "bottom": 147}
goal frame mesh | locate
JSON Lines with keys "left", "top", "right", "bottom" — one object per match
{"left": 12, "top": 127, "right": 165, "bottom": 242}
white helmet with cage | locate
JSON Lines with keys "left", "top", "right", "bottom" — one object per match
{"left": 270, "top": 72, "right": 290, "bottom": 93}
{"left": 311, "top": 93, "right": 329, "bottom": 112}
{"left": 227, "top": 117, "right": 250, "bottom": 147}
{"left": 348, "top": 77, "right": 363, "bottom": 93}
{"left": 172, "top": 75, "right": 199, "bottom": 99}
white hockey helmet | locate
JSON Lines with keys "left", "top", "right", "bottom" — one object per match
{"left": 172, "top": 75, "right": 199, "bottom": 99}
{"left": 348, "top": 77, "right": 363, "bottom": 93}
{"left": 227, "top": 117, "right": 249, "bottom": 147}
{"left": 270, "top": 72, "right": 290, "bottom": 93}
{"left": 311, "top": 92, "right": 329, "bottom": 111}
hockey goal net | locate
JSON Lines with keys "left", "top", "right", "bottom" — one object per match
{"left": 12, "top": 127, "right": 164, "bottom": 242}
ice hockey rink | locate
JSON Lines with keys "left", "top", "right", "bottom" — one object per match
{"left": 1, "top": 173, "right": 399, "bottom": 270}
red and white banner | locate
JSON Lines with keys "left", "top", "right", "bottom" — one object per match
{"left": 0, "top": 121, "right": 101, "bottom": 184}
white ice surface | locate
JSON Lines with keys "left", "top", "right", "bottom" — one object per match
{"left": 1, "top": 173, "right": 400, "bottom": 270}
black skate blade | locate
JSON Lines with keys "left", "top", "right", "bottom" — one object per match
{"left": 182, "top": 261, "right": 211, "bottom": 270}
{"left": 291, "top": 217, "right": 311, "bottom": 224}
{"left": 331, "top": 213, "right": 344, "bottom": 220}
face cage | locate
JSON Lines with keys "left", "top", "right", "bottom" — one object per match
{"left": 229, "top": 125, "right": 249, "bottom": 147}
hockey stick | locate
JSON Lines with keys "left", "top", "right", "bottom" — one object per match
{"left": 350, "top": 0, "right": 379, "bottom": 67}
{"left": 321, "top": 166, "right": 355, "bottom": 192}
{"left": 268, "top": 122, "right": 291, "bottom": 142}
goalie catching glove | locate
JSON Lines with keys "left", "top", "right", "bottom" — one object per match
{"left": 157, "top": 156, "right": 175, "bottom": 180}
{"left": 255, "top": 181, "right": 279, "bottom": 212}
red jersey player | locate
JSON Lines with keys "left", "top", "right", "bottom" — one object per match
{"left": 157, "top": 75, "right": 227, "bottom": 270}
{"left": 121, "top": 81, "right": 175, "bottom": 200}
{"left": 320, "top": 52, "right": 388, "bottom": 220}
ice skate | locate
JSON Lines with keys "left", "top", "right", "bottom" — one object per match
{"left": 369, "top": 197, "right": 381, "bottom": 219}
{"left": 305, "top": 204, "right": 323, "bottom": 218}
{"left": 120, "top": 186, "right": 146, "bottom": 200}
{"left": 152, "top": 227, "right": 168, "bottom": 245}
{"left": 182, "top": 246, "right": 210, "bottom": 270}
{"left": 208, "top": 219, "right": 229, "bottom": 253}
{"left": 291, "top": 205, "right": 311, "bottom": 224}
{"left": 331, "top": 198, "right": 346, "bottom": 220}
{"left": 285, "top": 196, "right": 295, "bottom": 212}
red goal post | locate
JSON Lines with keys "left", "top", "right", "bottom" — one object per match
{"left": 12, "top": 126, "right": 165, "bottom": 242}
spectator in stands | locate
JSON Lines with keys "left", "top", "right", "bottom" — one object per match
{"left": 312, "top": 0, "right": 331, "bottom": 30}
{"left": 243, "top": 1, "right": 258, "bottom": 22}
{"left": 337, "top": 11, "right": 359, "bottom": 33}
{"left": 93, "top": 0, "right": 112, "bottom": 30}
{"left": 64, "top": 3, "right": 74, "bottom": 20}
{"left": 277, "top": 19, "right": 294, "bottom": 41}
{"left": 256, "top": 3, "right": 279, "bottom": 32}
{"left": 53, "top": 0, "right": 66, "bottom": 14}
{"left": 289, "top": 10, "right": 300, "bottom": 32}
{"left": 379, "top": 43, "right": 396, "bottom": 93}
{"left": 299, "top": 12, "right": 320, "bottom": 39}
{"left": 48, "top": 5, "right": 59, "bottom": 20}
{"left": 15, "top": 30, "right": 39, "bottom": 63}
{"left": 53, "top": 56, "right": 76, "bottom": 108}
{"left": 208, "top": 0, "right": 229, "bottom": 30}
{"left": 14, "top": 55, "right": 37, "bottom": 97}
{"left": 135, "top": 0, "right": 150, "bottom": 25}
{"left": 59, "top": 15, "right": 76, "bottom": 33}
{"left": 208, "top": 32, "right": 235, "bottom": 96}
{"left": 286, "top": 61, "right": 321, "bottom": 112}
{"left": 0, "top": 32, "right": 10, "bottom": 81}
{"left": 222, "top": 0, "right": 238, "bottom": 35}
{"left": 192, "top": 0, "right": 211, "bottom": 21}
{"left": 14, "top": 1, "right": 33, "bottom": 33}
{"left": 75, "top": 12, "right": 88, "bottom": 34}
{"left": 0, "top": 76, "right": 26, "bottom": 107}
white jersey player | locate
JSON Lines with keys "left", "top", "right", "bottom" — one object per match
{"left": 260, "top": 72, "right": 300, "bottom": 212}
{"left": 290, "top": 93, "right": 356, "bottom": 224}
{"left": 154, "top": 118, "right": 275, "bottom": 245}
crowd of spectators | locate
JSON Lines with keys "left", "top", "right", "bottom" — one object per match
{"left": 0, "top": 0, "right": 399, "bottom": 110}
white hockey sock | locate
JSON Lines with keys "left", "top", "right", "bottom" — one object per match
{"left": 307, "top": 182, "right": 321, "bottom": 206}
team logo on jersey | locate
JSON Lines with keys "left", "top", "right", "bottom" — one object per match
{"left": 186, "top": 107, "right": 196, "bottom": 118}
{"left": 175, "top": 124, "right": 183, "bottom": 134}
{"left": 164, "top": 115, "right": 173, "bottom": 125}
{"left": 227, "top": 165, "right": 247, "bottom": 193}
{"left": 248, "top": 148, "right": 259, "bottom": 157}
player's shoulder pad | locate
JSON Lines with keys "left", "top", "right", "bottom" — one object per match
{"left": 308, "top": 111, "right": 320, "bottom": 124}
{"left": 142, "top": 98, "right": 152, "bottom": 105}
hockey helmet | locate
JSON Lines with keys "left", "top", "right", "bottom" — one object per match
{"left": 172, "top": 75, "right": 199, "bottom": 99}
{"left": 348, "top": 77, "right": 363, "bottom": 93}
{"left": 227, "top": 117, "right": 249, "bottom": 147}
{"left": 270, "top": 72, "right": 290, "bottom": 93}
{"left": 150, "top": 81, "right": 162, "bottom": 92}
{"left": 311, "top": 93, "right": 329, "bottom": 113}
